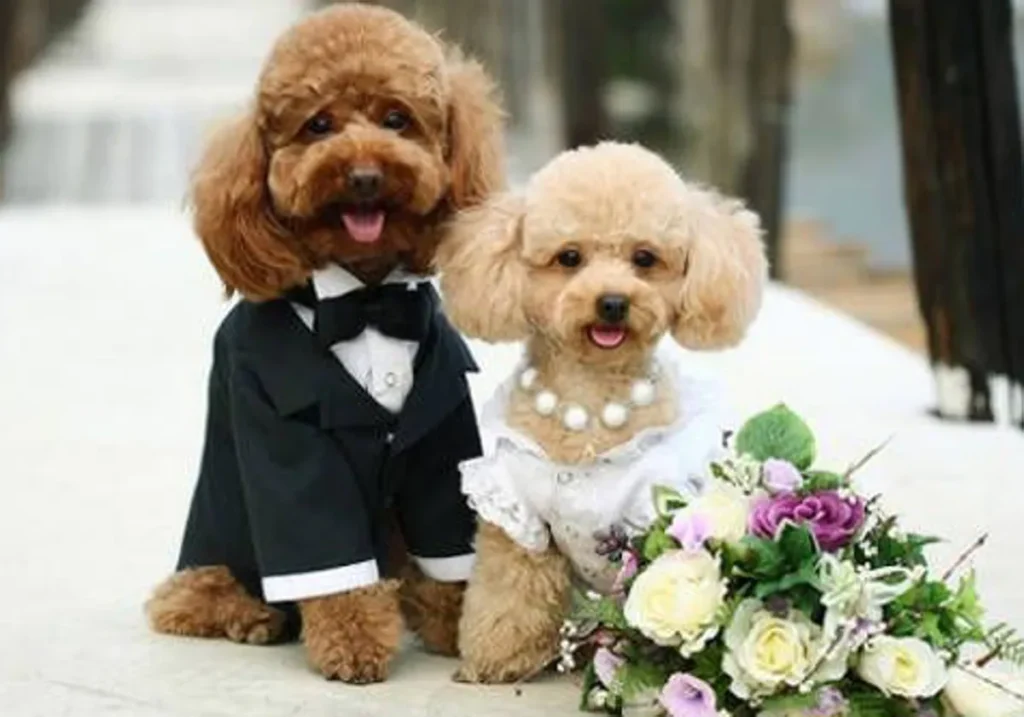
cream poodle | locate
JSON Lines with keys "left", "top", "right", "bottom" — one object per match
{"left": 435, "top": 142, "right": 767, "bottom": 683}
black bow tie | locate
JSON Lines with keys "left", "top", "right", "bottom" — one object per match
{"left": 291, "top": 282, "right": 433, "bottom": 347}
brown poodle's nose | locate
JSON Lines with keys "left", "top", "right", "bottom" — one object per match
{"left": 596, "top": 294, "right": 630, "bottom": 323}
{"left": 347, "top": 167, "right": 383, "bottom": 201}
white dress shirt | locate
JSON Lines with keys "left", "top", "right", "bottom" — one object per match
{"left": 290, "top": 264, "right": 423, "bottom": 414}
{"left": 460, "top": 359, "right": 727, "bottom": 593}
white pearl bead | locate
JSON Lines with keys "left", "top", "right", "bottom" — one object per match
{"left": 534, "top": 390, "right": 558, "bottom": 416}
{"left": 601, "top": 402, "right": 629, "bottom": 428}
{"left": 631, "top": 379, "right": 656, "bottom": 406}
{"left": 562, "top": 404, "right": 589, "bottom": 431}
{"left": 519, "top": 367, "right": 538, "bottom": 390}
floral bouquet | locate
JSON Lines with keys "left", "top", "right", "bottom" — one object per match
{"left": 562, "top": 405, "right": 1024, "bottom": 717}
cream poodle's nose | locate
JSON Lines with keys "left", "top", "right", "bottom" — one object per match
{"left": 596, "top": 294, "right": 629, "bottom": 323}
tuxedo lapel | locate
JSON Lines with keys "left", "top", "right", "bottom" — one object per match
{"left": 241, "top": 300, "right": 393, "bottom": 431}
{"left": 392, "top": 291, "right": 478, "bottom": 452}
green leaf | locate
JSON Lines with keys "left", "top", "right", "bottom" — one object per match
{"left": 616, "top": 660, "right": 667, "bottom": 702}
{"left": 735, "top": 404, "right": 816, "bottom": 469}
{"left": 570, "top": 590, "right": 629, "bottom": 630}
{"left": 760, "top": 691, "right": 821, "bottom": 715}
{"left": 643, "top": 527, "right": 676, "bottom": 563}
{"left": 652, "top": 484, "right": 687, "bottom": 517}
{"left": 804, "top": 470, "right": 844, "bottom": 492}
{"left": 739, "top": 536, "right": 785, "bottom": 578}
{"left": 778, "top": 522, "right": 818, "bottom": 564}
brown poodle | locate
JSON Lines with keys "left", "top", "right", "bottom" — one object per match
{"left": 146, "top": 3, "right": 504, "bottom": 684}
{"left": 435, "top": 142, "right": 766, "bottom": 682}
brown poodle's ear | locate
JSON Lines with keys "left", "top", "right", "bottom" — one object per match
{"left": 444, "top": 53, "right": 506, "bottom": 211}
{"left": 672, "top": 191, "right": 768, "bottom": 350}
{"left": 191, "top": 111, "right": 305, "bottom": 301}
{"left": 435, "top": 193, "right": 529, "bottom": 342}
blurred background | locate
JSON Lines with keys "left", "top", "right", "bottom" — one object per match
{"left": 2, "top": 0, "right": 1024, "bottom": 393}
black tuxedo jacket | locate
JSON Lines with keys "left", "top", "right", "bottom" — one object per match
{"left": 175, "top": 286, "right": 481, "bottom": 604}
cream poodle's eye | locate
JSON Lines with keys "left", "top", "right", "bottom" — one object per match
{"left": 303, "top": 112, "right": 334, "bottom": 137}
{"left": 381, "top": 110, "right": 411, "bottom": 132}
{"left": 632, "top": 249, "right": 658, "bottom": 269}
{"left": 556, "top": 248, "right": 582, "bottom": 268}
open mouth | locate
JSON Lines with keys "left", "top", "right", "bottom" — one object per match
{"left": 587, "top": 323, "right": 628, "bottom": 349}
{"left": 341, "top": 208, "right": 386, "bottom": 244}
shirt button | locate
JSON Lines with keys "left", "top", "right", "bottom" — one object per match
{"left": 556, "top": 472, "right": 574, "bottom": 485}
{"left": 386, "top": 432, "right": 395, "bottom": 444}
{"left": 384, "top": 372, "right": 398, "bottom": 387}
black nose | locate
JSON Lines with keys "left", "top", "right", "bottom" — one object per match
{"left": 596, "top": 294, "right": 630, "bottom": 323}
{"left": 347, "top": 167, "right": 382, "bottom": 200}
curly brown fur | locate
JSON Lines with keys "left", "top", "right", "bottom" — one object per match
{"left": 299, "top": 580, "right": 404, "bottom": 684}
{"left": 193, "top": 3, "right": 505, "bottom": 298}
{"left": 146, "top": 566, "right": 286, "bottom": 645}
{"left": 399, "top": 564, "right": 465, "bottom": 657}
{"left": 439, "top": 142, "right": 767, "bottom": 681}
{"left": 455, "top": 522, "right": 572, "bottom": 684}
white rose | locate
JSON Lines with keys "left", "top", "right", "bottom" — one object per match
{"left": 623, "top": 549, "right": 726, "bottom": 656}
{"left": 943, "top": 666, "right": 1024, "bottom": 717}
{"left": 722, "top": 599, "right": 818, "bottom": 699}
{"left": 683, "top": 481, "right": 750, "bottom": 544}
{"left": 856, "top": 635, "right": 948, "bottom": 698}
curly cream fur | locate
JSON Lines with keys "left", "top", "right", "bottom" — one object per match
{"left": 439, "top": 142, "right": 766, "bottom": 683}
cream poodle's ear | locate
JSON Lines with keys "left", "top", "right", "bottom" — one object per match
{"left": 444, "top": 52, "right": 506, "bottom": 211}
{"left": 672, "top": 192, "right": 768, "bottom": 350}
{"left": 191, "top": 111, "right": 305, "bottom": 301}
{"left": 435, "top": 193, "right": 529, "bottom": 342}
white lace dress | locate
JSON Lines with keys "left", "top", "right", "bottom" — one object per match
{"left": 460, "top": 361, "right": 728, "bottom": 593}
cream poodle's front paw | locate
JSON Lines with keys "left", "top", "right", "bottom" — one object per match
{"left": 455, "top": 604, "right": 561, "bottom": 684}
{"left": 454, "top": 643, "right": 557, "bottom": 684}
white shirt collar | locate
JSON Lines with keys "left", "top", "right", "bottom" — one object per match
{"left": 311, "top": 264, "right": 427, "bottom": 300}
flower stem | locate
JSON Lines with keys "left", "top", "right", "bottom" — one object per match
{"left": 940, "top": 533, "right": 988, "bottom": 583}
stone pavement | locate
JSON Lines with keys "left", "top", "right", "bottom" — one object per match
{"left": 1, "top": 206, "right": 1022, "bottom": 715}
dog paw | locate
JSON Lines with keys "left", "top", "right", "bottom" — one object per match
{"left": 308, "top": 641, "right": 395, "bottom": 684}
{"left": 453, "top": 649, "right": 556, "bottom": 684}
{"left": 223, "top": 606, "right": 286, "bottom": 645}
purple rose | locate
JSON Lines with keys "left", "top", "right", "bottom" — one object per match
{"left": 762, "top": 458, "right": 803, "bottom": 493}
{"left": 660, "top": 673, "right": 718, "bottom": 717}
{"left": 749, "top": 490, "right": 865, "bottom": 551}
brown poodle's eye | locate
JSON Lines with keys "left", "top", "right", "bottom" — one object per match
{"left": 304, "top": 113, "right": 334, "bottom": 136}
{"left": 381, "top": 110, "right": 411, "bottom": 132}
{"left": 556, "top": 249, "right": 582, "bottom": 268}
{"left": 632, "top": 249, "right": 658, "bottom": 269}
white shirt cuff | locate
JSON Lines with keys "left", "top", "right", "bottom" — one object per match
{"left": 412, "top": 553, "right": 475, "bottom": 582}
{"left": 261, "top": 560, "right": 379, "bottom": 602}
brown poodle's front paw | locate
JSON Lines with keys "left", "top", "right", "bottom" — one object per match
{"left": 300, "top": 581, "right": 404, "bottom": 684}
{"left": 223, "top": 605, "right": 286, "bottom": 645}
{"left": 307, "top": 639, "right": 395, "bottom": 684}
{"left": 400, "top": 574, "right": 464, "bottom": 657}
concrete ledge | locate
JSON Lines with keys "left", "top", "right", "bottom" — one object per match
{"left": 1, "top": 207, "right": 1021, "bottom": 715}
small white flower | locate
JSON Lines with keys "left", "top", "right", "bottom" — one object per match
{"left": 856, "top": 635, "right": 948, "bottom": 698}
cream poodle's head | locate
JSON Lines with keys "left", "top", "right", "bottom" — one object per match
{"left": 192, "top": 3, "right": 504, "bottom": 300}
{"left": 437, "top": 142, "right": 766, "bottom": 364}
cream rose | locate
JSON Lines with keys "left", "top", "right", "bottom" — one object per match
{"left": 722, "top": 599, "right": 818, "bottom": 699}
{"left": 623, "top": 549, "right": 726, "bottom": 656}
{"left": 943, "top": 666, "right": 1024, "bottom": 717}
{"left": 682, "top": 481, "right": 751, "bottom": 545}
{"left": 856, "top": 636, "right": 948, "bottom": 698}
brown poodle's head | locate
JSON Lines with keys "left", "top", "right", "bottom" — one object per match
{"left": 437, "top": 142, "right": 767, "bottom": 366}
{"left": 192, "top": 3, "right": 505, "bottom": 299}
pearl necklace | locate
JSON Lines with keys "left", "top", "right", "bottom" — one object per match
{"left": 517, "top": 365, "right": 659, "bottom": 432}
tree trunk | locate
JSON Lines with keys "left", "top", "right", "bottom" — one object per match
{"left": 547, "top": 0, "right": 610, "bottom": 149}
{"left": 678, "top": 0, "right": 793, "bottom": 278}
{"left": 889, "top": 0, "right": 1024, "bottom": 426}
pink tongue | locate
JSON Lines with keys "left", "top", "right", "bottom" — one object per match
{"left": 589, "top": 325, "right": 627, "bottom": 348}
{"left": 342, "top": 211, "right": 385, "bottom": 244}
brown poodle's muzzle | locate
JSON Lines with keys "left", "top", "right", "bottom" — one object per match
{"left": 268, "top": 126, "right": 448, "bottom": 230}
{"left": 546, "top": 262, "right": 670, "bottom": 357}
